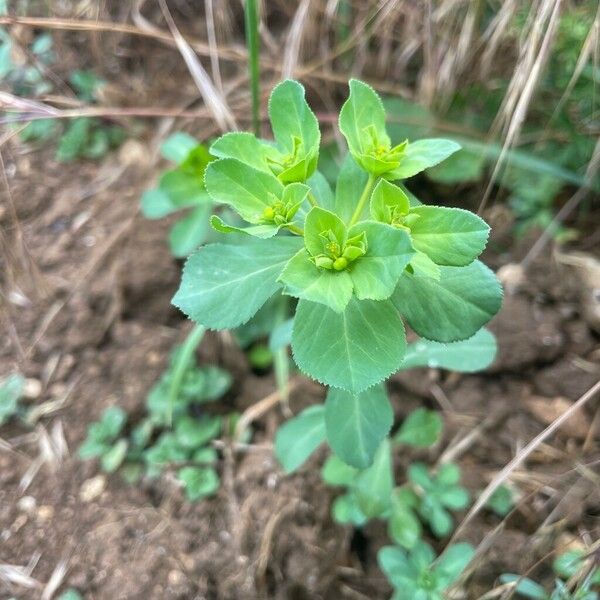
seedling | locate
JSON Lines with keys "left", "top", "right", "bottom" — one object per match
{"left": 406, "top": 462, "right": 470, "bottom": 538}
{"left": 1, "top": 20, "right": 124, "bottom": 159}
{"left": 79, "top": 343, "right": 236, "bottom": 502}
{"left": 486, "top": 484, "right": 517, "bottom": 517}
{"left": 0, "top": 372, "right": 26, "bottom": 425}
{"left": 501, "top": 548, "right": 600, "bottom": 599}
{"left": 78, "top": 406, "right": 128, "bottom": 473}
{"left": 378, "top": 540, "right": 474, "bottom": 600}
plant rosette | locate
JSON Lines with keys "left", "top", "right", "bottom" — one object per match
{"left": 172, "top": 78, "right": 503, "bottom": 469}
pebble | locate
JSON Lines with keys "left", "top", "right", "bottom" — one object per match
{"left": 37, "top": 505, "right": 55, "bottom": 522}
{"left": 17, "top": 495, "right": 37, "bottom": 513}
{"left": 79, "top": 475, "right": 107, "bottom": 503}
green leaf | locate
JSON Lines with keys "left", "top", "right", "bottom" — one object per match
{"left": 274, "top": 405, "right": 326, "bottom": 473}
{"left": 426, "top": 148, "right": 485, "bottom": 184}
{"left": 177, "top": 466, "right": 220, "bottom": 501}
{"left": 370, "top": 179, "right": 410, "bottom": 222}
{"left": 210, "top": 214, "right": 279, "bottom": 239}
{"left": 335, "top": 154, "right": 369, "bottom": 223}
{"left": 292, "top": 297, "right": 406, "bottom": 392}
{"left": 269, "top": 80, "right": 320, "bottom": 153}
{"left": 269, "top": 318, "right": 294, "bottom": 351}
{"left": 304, "top": 206, "right": 347, "bottom": 256}
{"left": 101, "top": 439, "right": 128, "bottom": 473}
{"left": 486, "top": 484, "right": 515, "bottom": 517}
{"left": 438, "top": 486, "right": 470, "bottom": 510}
{"left": 159, "top": 169, "right": 211, "bottom": 207}
{"left": 169, "top": 204, "right": 212, "bottom": 257}
{"left": 140, "top": 188, "right": 177, "bottom": 219}
{"left": 0, "top": 372, "right": 25, "bottom": 425}
{"left": 399, "top": 328, "right": 497, "bottom": 372}
{"left": 307, "top": 171, "right": 334, "bottom": 210}
{"left": 389, "top": 490, "right": 422, "bottom": 549}
{"left": 408, "top": 206, "right": 490, "bottom": 266}
{"left": 193, "top": 446, "right": 218, "bottom": 464}
{"left": 499, "top": 575, "right": 548, "bottom": 599}
{"left": 339, "top": 79, "right": 388, "bottom": 159}
{"left": 332, "top": 492, "right": 368, "bottom": 526}
{"left": 321, "top": 454, "right": 358, "bottom": 486}
{"left": 409, "top": 251, "right": 441, "bottom": 280}
{"left": 389, "top": 139, "right": 461, "bottom": 180}
{"left": 209, "top": 132, "right": 271, "bottom": 173}
{"left": 175, "top": 415, "right": 221, "bottom": 449}
{"left": 278, "top": 249, "right": 353, "bottom": 313}
{"left": 172, "top": 236, "right": 301, "bottom": 329}
{"left": 57, "top": 117, "right": 90, "bottom": 161}
{"left": 160, "top": 132, "right": 198, "bottom": 164}
{"left": 205, "top": 158, "right": 283, "bottom": 223}
{"left": 553, "top": 549, "right": 585, "bottom": 579}
{"left": 434, "top": 542, "right": 474, "bottom": 585}
{"left": 99, "top": 406, "right": 127, "bottom": 439}
{"left": 392, "top": 260, "right": 502, "bottom": 342}
{"left": 324, "top": 384, "right": 393, "bottom": 469}
{"left": 58, "top": 589, "right": 84, "bottom": 600}
{"left": 348, "top": 221, "right": 414, "bottom": 300}
{"left": 395, "top": 408, "right": 443, "bottom": 448}
{"left": 355, "top": 439, "right": 393, "bottom": 518}
{"left": 378, "top": 546, "right": 415, "bottom": 587}
{"left": 428, "top": 504, "right": 453, "bottom": 537}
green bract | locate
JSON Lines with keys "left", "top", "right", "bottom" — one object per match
{"left": 339, "top": 79, "right": 460, "bottom": 180}
{"left": 173, "top": 77, "right": 502, "bottom": 464}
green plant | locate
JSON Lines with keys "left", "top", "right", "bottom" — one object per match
{"left": 501, "top": 547, "right": 600, "bottom": 599}
{"left": 276, "top": 331, "right": 497, "bottom": 597}
{"left": 79, "top": 341, "right": 236, "bottom": 501}
{"left": 57, "top": 589, "right": 83, "bottom": 600}
{"left": 141, "top": 133, "right": 216, "bottom": 257}
{"left": 173, "top": 78, "right": 502, "bottom": 471}
{"left": 0, "top": 372, "right": 26, "bottom": 425}
{"left": 378, "top": 540, "right": 474, "bottom": 600}
{"left": 169, "top": 78, "right": 501, "bottom": 598}
{"left": 486, "top": 484, "right": 517, "bottom": 517}
{"left": 1, "top": 27, "right": 126, "bottom": 162}
{"left": 78, "top": 406, "right": 128, "bottom": 473}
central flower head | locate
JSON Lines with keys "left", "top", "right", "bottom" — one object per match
{"left": 311, "top": 228, "right": 367, "bottom": 271}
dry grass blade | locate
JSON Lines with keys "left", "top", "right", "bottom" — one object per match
{"left": 282, "top": 0, "right": 312, "bottom": 79}
{"left": 41, "top": 556, "right": 70, "bottom": 600}
{"left": 157, "top": 0, "right": 236, "bottom": 131}
{"left": 0, "top": 563, "right": 40, "bottom": 590}
{"left": 479, "top": 0, "right": 564, "bottom": 214}
{"left": 451, "top": 379, "right": 600, "bottom": 540}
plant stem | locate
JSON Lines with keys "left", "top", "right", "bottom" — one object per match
{"left": 308, "top": 191, "right": 319, "bottom": 207}
{"left": 349, "top": 173, "right": 376, "bottom": 226}
{"left": 272, "top": 295, "right": 291, "bottom": 410}
{"left": 244, "top": 0, "right": 260, "bottom": 136}
{"left": 167, "top": 324, "right": 206, "bottom": 424}
{"left": 287, "top": 223, "right": 304, "bottom": 236}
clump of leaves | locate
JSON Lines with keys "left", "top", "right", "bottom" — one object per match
{"left": 54, "top": 71, "right": 126, "bottom": 162}
{"left": 141, "top": 133, "right": 216, "bottom": 257}
{"left": 78, "top": 406, "right": 128, "bottom": 473}
{"left": 405, "top": 462, "right": 470, "bottom": 537}
{"left": 1, "top": 28, "right": 126, "bottom": 162}
{"left": 173, "top": 78, "right": 502, "bottom": 471}
{"left": 501, "top": 547, "right": 600, "bottom": 600}
{"left": 80, "top": 342, "right": 235, "bottom": 502}
{"left": 0, "top": 372, "right": 26, "bottom": 426}
{"left": 378, "top": 541, "right": 474, "bottom": 600}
